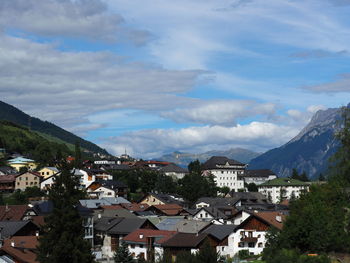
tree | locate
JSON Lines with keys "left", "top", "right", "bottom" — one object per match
{"left": 291, "top": 168, "right": 300, "bottom": 180}
{"left": 318, "top": 173, "right": 326, "bottom": 181}
{"left": 74, "top": 141, "right": 82, "bottom": 169}
{"left": 247, "top": 183, "right": 258, "bottom": 192}
{"left": 196, "top": 240, "right": 219, "bottom": 263}
{"left": 299, "top": 171, "right": 309, "bottom": 182}
{"left": 114, "top": 241, "right": 134, "bottom": 263}
{"left": 220, "top": 186, "right": 230, "bottom": 196}
{"left": 36, "top": 162, "right": 94, "bottom": 263}
{"left": 187, "top": 160, "right": 201, "bottom": 175}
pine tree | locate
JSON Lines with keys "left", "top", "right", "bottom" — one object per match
{"left": 74, "top": 141, "right": 82, "bottom": 169}
{"left": 195, "top": 240, "right": 218, "bottom": 263}
{"left": 114, "top": 241, "right": 134, "bottom": 263}
{"left": 36, "top": 162, "right": 94, "bottom": 263}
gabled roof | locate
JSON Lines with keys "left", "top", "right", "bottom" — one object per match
{"left": 158, "top": 163, "right": 188, "bottom": 173}
{"left": 0, "top": 221, "right": 39, "bottom": 238}
{"left": 15, "top": 171, "right": 41, "bottom": 178}
{"left": 0, "top": 174, "right": 16, "bottom": 183}
{"left": 201, "top": 224, "right": 238, "bottom": 241}
{"left": 156, "top": 218, "right": 184, "bottom": 231}
{"left": 0, "top": 166, "right": 17, "bottom": 175}
{"left": 161, "top": 232, "right": 209, "bottom": 248}
{"left": 94, "top": 217, "right": 156, "bottom": 235}
{"left": 0, "top": 236, "right": 38, "bottom": 263}
{"left": 173, "top": 220, "right": 211, "bottom": 233}
{"left": 194, "top": 207, "right": 227, "bottom": 219}
{"left": 94, "top": 208, "right": 138, "bottom": 220}
{"left": 140, "top": 193, "right": 184, "bottom": 205}
{"left": 0, "top": 205, "right": 34, "bottom": 221}
{"left": 244, "top": 169, "right": 276, "bottom": 178}
{"left": 251, "top": 211, "right": 286, "bottom": 230}
{"left": 40, "top": 167, "right": 59, "bottom": 173}
{"left": 79, "top": 197, "right": 130, "bottom": 209}
{"left": 146, "top": 204, "right": 183, "bottom": 216}
{"left": 123, "top": 229, "right": 177, "bottom": 246}
{"left": 202, "top": 156, "right": 245, "bottom": 170}
{"left": 259, "top": 178, "right": 309, "bottom": 187}
{"left": 121, "top": 203, "right": 149, "bottom": 212}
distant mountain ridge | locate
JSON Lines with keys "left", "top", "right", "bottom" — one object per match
{"left": 159, "top": 148, "right": 261, "bottom": 167}
{"left": 0, "top": 101, "right": 108, "bottom": 155}
{"left": 249, "top": 106, "right": 343, "bottom": 179}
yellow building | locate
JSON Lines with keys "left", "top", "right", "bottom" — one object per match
{"left": 15, "top": 171, "right": 41, "bottom": 191}
{"left": 7, "top": 157, "right": 37, "bottom": 172}
{"left": 38, "top": 167, "right": 59, "bottom": 179}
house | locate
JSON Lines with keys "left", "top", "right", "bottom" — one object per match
{"left": 15, "top": 172, "right": 41, "bottom": 191}
{"left": 242, "top": 169, "right": 278, "bottom": 185}
{"left": 73, "top": 169, "right": 95, "bottom": 189}
{"left": 193, "top": 207, "right": 229, "bottom": 224}
{"left": 158, "top": 163, "right": 189, "bottom": 180}
{"left": 139, "top": 193, "right": 184, "bottom": 206}
{"left": 7, "top": 157, "right": 37, "bottom": 172}
{"left": 40, "top": 175, "right": 56, "bottom": 192}
{"left": 87, "top": 180, "right": 128, "bottom": 199}
{"left": 79, "top": 197, "right": 130, "bottom": 210}
{"left": 0, "top": 205, "right": 37, "bottom": 221}
{"left": 0, "top": 174, "right": 16, "bottom": 192}
{"left": 258, "top": 178, "right": 309, "bottom": 203}
{"left": 0, "top": 166, "right": 17, "bottom": 175}
{"left": 0, "top": 236, "right": 38, "bottom": 263}
{"left": 201, "top": 156, "right": 246, "bottom": 192}
{"left": 123, "top": 229, "right": 177, "bottom": 261}
{"left": 37, "top": 167, "right": 59, "bottom": 179}
{"left": 94, "top": 217, "right": 157, "bottom": 260}
{"left": 145, "top": 204, "right": 184, "bottom": 216}
{"left": 225, "top": 211, "right": 286, "bottom": 257}
{"left": 161, "top": 232, "right": 218, "bottom": 261}
{"left": 0, "top": 221, "right": 40, "bottom": 238}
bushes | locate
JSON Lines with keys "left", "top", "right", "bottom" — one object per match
{"left": 265, "top": 249, "right": 330, "bottom": 263}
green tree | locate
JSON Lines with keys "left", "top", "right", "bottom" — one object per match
{"left": 74, "top": 141, "right": 82, "bottom": 169}
{"left": 36, "top": 162, "right": 94, "bottom": 263}
{"left": 291, "top": 168, "right": 300, "bottom": 180}
{"left": 299, "top": 171, "right": 309, "bottom": 182}
{"left": 196, "top": 240, "right": 219, "bottom": 263}
{"left": 247, "top": 183, "right": 258, "bottom": 192}
{"left": 114, "top": 241, "right": 134, "bottom": 263}
{"left": 187, "top": 160, "right": 201, "bottom": 175}
{"left": 220, "top": 186, "right": 230, "bottom": 196}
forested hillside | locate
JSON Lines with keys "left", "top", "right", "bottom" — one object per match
{"left": 0, "top": 101, "right": 108, "bottom": 155}
{"left": 0, "top": 120, "right": 72, "bottom": 166}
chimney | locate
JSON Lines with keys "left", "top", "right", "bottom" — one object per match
{"left": 11, "top": 241, "right": 15, "bottom": 247}
{"left": 275, "top": 215, "right": 282, "bottom": 223}
{"left": 35, "top": 231, "right": 40, "bottom": 237}
{"left": 139, "top": 234, "right": 144, "bottom": 239}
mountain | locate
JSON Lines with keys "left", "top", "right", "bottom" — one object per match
{"left": 248, "top": 106, "right": 342, "bottom": 180}
{"left": 159, "top": 148, "right": 261, "bottom": 167}
{"left": 0, "top": 101, "right": 108, "bottom": 155}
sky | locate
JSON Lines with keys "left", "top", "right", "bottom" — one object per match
{"left": 1, "top": 0, "right": 350, "bottom": 158}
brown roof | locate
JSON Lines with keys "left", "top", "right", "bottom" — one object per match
{"left": 100, "top": 205, "right": 124, "bottom": 210}
{"left": 0, "top": 236, "right": 38, "bottom": 263}
{"left": 150, "top": 204, "right": 183, "bottom": 216}
{"left": 0, "top": 205, "right": 32, "bottom": 221}
{"left": 161, "top": 232, "right": 209, "bottom": 248}
{"left": 253, "top": 211, "right": 286, "bottom": 230}
{"left": 0, "top": 174, "right": 16, "bottom": 183}
{"left": 123, "top": 229, "right": 177, "bottom": 245}
{"left": 31, "top": 216, "right": 45, "bottom": 227}
{"left": 121, "top": 203, "right": 149, "bottom": 212}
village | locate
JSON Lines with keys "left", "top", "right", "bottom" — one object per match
{"left": 0, "top": 151, "right": 313, "bottom": 263}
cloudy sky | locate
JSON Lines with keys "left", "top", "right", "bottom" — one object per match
{"left": 1, "top": 0, "right": 350, "bottom": 158}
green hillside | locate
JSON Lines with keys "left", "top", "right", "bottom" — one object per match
{"left": 0, "top": 120, "right": 72, "bottom": 166}
{"left": 0, "top": 101, "right": 108, "bottom": 155}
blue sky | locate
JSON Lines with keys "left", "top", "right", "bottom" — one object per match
{"left": 0, "top": 0, "right": 350, "bottom": 158}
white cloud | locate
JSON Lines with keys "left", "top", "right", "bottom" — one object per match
{"left": 161, "top": 100, "right": 276, "bottom": 125}
{"left": 304, "top": 74, "right": 350, "bottom": 93}
{"left": 0, "top": 34, "right": 207, "bottom": 129}
{"left": 0, "top": 0, "right": 152, "bottom": 44}
{"left": 104, "top": 121, "right": 299, "bottom": 158}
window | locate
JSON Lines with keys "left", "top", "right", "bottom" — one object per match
{"left": 26, "top": 182, "right": 28, "bottom": 185}
{"left": 47, "top": 172, "right": 49, "bottom": 175}
{"left": 30, "top": 182, "right": 33, "bottom": 185}
{"left": 131, "top": 244, "right": 135, "bottom": 249}
{"left": 17, "top": 182, "right": 19, "bottom": 185}
{"left": 139, "top": 245, "right": 144, "bottom": 248}
{"left": 222, "top": 247, "right": 225, "bottom": 251}
{"left": 258, "top": 243, "right": 263, "bottom": 247}
{"left": 26, "top": 177, "right": 28, "bottom": 180}
{"left": 238, "top": 242, "right": 244, "bottom": 247}
{"left": 248, "top": 242, "right": 255, "bottom": 248}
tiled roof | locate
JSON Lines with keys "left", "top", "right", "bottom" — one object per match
{"left": 0, "top": 236, "right": 38, "bottom": 263}
{"left": 252, "top": 211, "right": 286, "bottom": 230}
{"left": 202, "top": 224, "right": 237, "bottom": 241}
{"left": 158, "top": 164, "right": 188, "bottom": 173}
{"left": 259, "top": 178, "right": 308, "bottom": 186}
{"left": 121, "top": 203, "right": 149, "bottom": 212}
{"left": 202, "top": 156, "right": 245, "bottom": 170}
{"left": 0, "top": 205, "right": 32, "bottom": 221}
{"left": 123, "top": 229, "right": 177, "bottom": 246}
{"left": 244, "top": 169, "right": 276, "bottom": 178}
{"left": 156, "top": 218, "right": 184, "bottom": 231}
{"left": 0, "top": 174, "right": 16, "bottom": 183}
{"left": 161, "top": 232, "right": 208, "bottom": 248}
{"left": 0, "top": 221, "right": 39, "bottom": 238}
{"left": 94, "top": 217, "right": 154, "bottom": 235}
{"left": 173, "top": 220, "right": 211, "bottom": 233}
{"left": 147, "top": 204, "right": 183, "bottom": 216}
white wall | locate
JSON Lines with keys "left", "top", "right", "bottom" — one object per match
{"left": 206, "top": 169, "right": 245, "bottom": 192}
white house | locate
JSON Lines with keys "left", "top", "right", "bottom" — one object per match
{"left": 158, "top": 163, "right": 189, "bottom": 180}
{"left": 93, "top": 186, "right": 116, "bottom": 198}
{"left": 40, "top": 175, "right": 56, "bottom": 192}
{"left": 201, "top": 156, "right": 246, "bottom": 192}
{"left": 73, "top": 169, "right": 95, "bottom": 189}
{"left": 258, "top": 178, "right": 309, "bottom": 203}
{"left": 242, "top": 169, "right": 277, "bottom": 185}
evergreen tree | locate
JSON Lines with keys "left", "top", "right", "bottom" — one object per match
{"left": 74, "top": 141, "right": 82, "bottom": 168}
{"left": 291, "top": 168, "right": 300, "bottom": 180}
{"left": 247, "top": 183, "right": 258, "bottom": 192}
{"left": 318, "top": 173, "right": 326, "bottom": 181}
{"left": 187, "top": 160, "right": 201, "bottom": 175}
{"left": 196, "top": 240, "right": 218, "bottom": 263}
{"left": 114, "top": 241, "right": 134, "bottom": 263}
{"left": 36, "top": 162, "right": 94, "bottom": 263}
{"left": 299, "top": 171, "right": 309, "bottom": 182}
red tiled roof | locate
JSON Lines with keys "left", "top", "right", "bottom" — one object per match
{"left": 0, "top": 236, "right": 38, "bottom": 263}
{"left": 123, "top": 229, "right": 177, "bottom": 245}
{"left": 147, "top": 204, "right": 183, "bottom": 216}
{"left": 253, "top": 211, "right": 286, "bottom": 230}
{"left": 0, "top": 205, "right": 31, "bottom": 221}
{"left": 0, "top": 174, "right": 16, "bottom": 183}
{"left": 31, "top": 216, "right": 45, "bottom": 227}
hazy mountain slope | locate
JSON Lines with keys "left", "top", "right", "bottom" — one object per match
{"left": 0, "top": 101, "right": 108, "bottom": 155}
{"left": 159, "top": 148, "right": 261, "bottom": 167}
{"left": 248, "top": 107, "right": 341, "bottom": 179}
